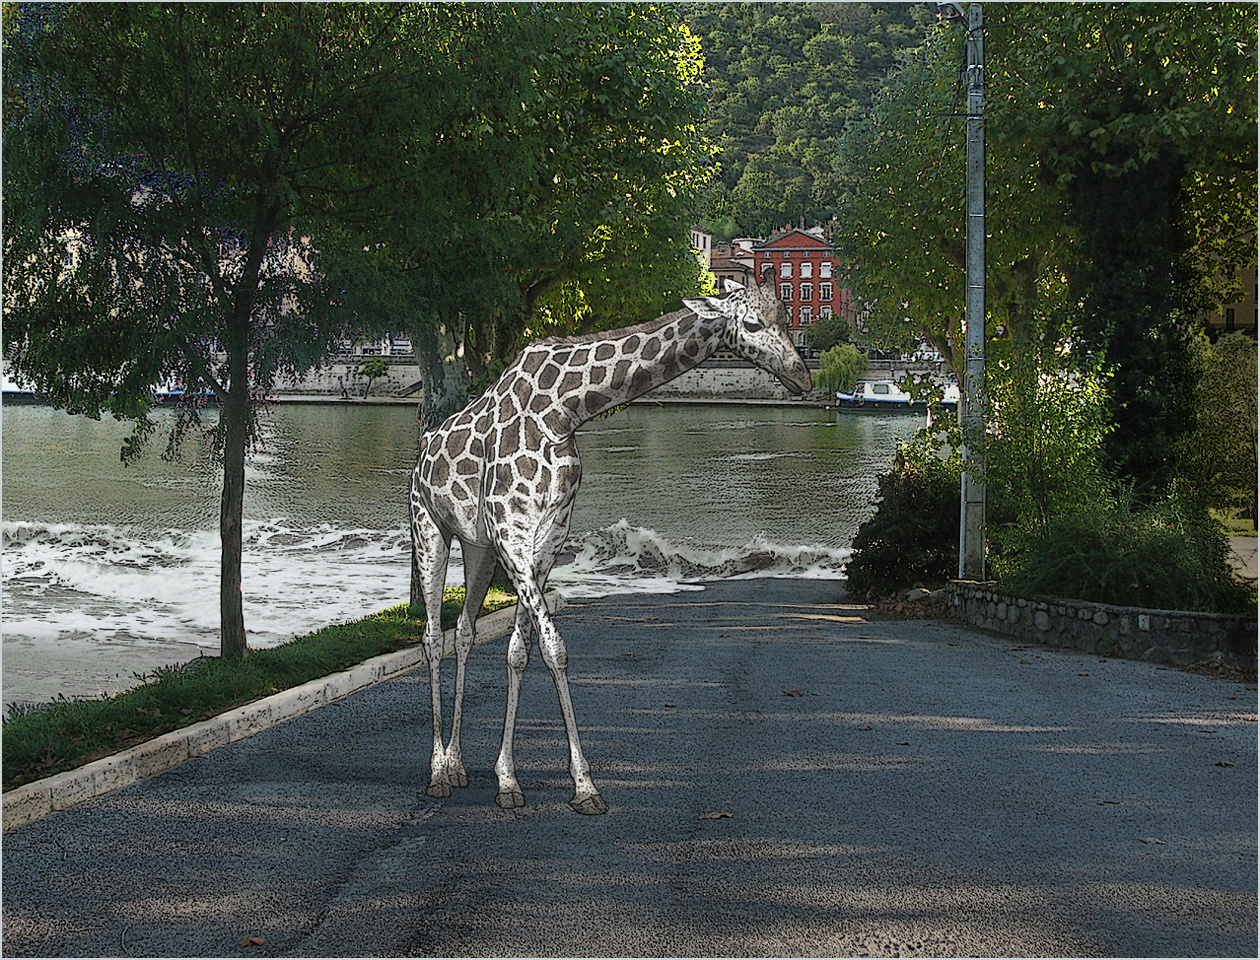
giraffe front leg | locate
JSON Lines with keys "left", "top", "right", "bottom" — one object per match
{"left": 527, "top": 580, "right": 607, "bottom": 815}
{"left": 493, "top": 604, "right": 531, "bottom": 809}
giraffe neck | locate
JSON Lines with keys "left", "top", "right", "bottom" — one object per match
{"left": 515, "top": 308, "right": 728, "bottom": 437}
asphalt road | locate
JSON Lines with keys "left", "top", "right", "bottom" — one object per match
{"left": 3, "top": 580, "right": 1256, "bottom": 958}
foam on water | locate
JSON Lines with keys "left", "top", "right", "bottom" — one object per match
{"left": 2, "top": 517, "right": 847, "bottom": 651}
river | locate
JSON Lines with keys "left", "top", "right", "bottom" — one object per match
{"left": 2, "top": 401, "right": 920, "bottom": 707}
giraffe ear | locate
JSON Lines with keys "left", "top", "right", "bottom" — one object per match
{"left": 721, "top": 278, "right": 745, "bottom": 294}
{"left": 683, "top": 296, "right": 725, "bottom": 320}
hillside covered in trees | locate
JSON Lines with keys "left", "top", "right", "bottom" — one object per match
{"left": 683, "top": 1, "right": 933, "bottom": 238}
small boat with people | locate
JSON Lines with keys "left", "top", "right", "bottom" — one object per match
{"left": 833, "top": 379, "right": 959, "bottom": 412}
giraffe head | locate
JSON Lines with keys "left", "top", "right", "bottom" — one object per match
{"left": 685, "top": 280, "right": 812, "bottom": 394}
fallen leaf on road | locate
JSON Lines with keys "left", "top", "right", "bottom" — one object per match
{"left": 663, "top": 703, "right": 676, "bottom": 708}
{"left": 783, "top": 689, "right": 804, "bottom": 697}
{"left": 1215, "top": 760, "right": 1235, "bottom": 767}
{"left": 1007, "top": 645, "right": 1027, "bottom": 652}
{"left": 1138, "top": 837, "right": 1166, "bottom": 845}
{"left": 699, "top": 810, "right": 733, "bottom": 820}
{"left": 858, "top": 725, "right": 873, "bottom": 731}
{"left": 896, "top": 741, "right": 911, "bottom": 746}
{"left": 1078, "top": 672, "right": 1090, "bottom": 677}
{"left": 238, "top": 936, "right": 266, "bottom": 947}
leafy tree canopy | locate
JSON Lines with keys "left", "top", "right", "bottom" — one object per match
{"left": 683, "top": 1, "right": 930, "bottom": 238}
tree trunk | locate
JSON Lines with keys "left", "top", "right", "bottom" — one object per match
{"left": 415, "top": 315, "right": 470, "bottom": 429}
{"left": 219, "top": 309, "right": 251, "bottom": 659}
{"left": 217, "top": 198, "right": 278, "bottom": 659}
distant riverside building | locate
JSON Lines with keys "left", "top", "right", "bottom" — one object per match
{"left": 752, "top": 227, "right": 854, "bottom": 348}
{"left": 710, "top": 239, "right": 757, "bottom": 289}
{"left": 1202, "top": 254, "right": 1258, "bottom": 338}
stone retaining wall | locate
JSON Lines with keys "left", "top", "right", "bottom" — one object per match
{"left": 948, "top": 581, "right": 1258, "bottom": 669}
{"left": 271, "top": 358, "right": 804, "bottom": 400}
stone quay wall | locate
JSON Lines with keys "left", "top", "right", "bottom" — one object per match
{"left": 948, "top": 581, "right": 1258, "bottom": 669}
{"left": 271, "top": 358, "right": 806, "bottom": 400}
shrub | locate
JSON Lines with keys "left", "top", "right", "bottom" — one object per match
{"left": 996, "top": 493, "right": 1255, "bottom": 614}
{"left": 816, "top": 342, "right": 868, "bottom": 393}
{"left": 844, "top": 442, "right": 961, "bottom": 596}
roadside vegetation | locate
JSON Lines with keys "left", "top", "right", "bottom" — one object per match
{"left": 838, "top": 5, "right": 1256, "bottom": 611}
{"left": 1, "top": 588, "right": 515, "bottom": 792}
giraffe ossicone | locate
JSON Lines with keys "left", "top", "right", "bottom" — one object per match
{"left": 409, "top": 278, "right": 811, "bottom": 814}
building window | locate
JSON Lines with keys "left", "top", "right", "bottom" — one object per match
{"left": 800, "top": 282, "right": 812, "bottom": 302}
{"left": 780, "top": 282, "right": 793, "bottom": 301}
{"left": 800, "top": 261, "right": 813, "bottom": 278}
{"left": 1226, "top": 306, "right": 1236, "bottom": 330}
{"left": 800, "top": 306, "right": 813, "bottom": 325}
{"left": 820, "top": 261, "right": 832, "bottom": 278}
{"left": 780, "top": 261, "right": 792, "bottom": 279}
{"left": 819, "top": 306, "right": 833, "bottom": 319}
{"left": 820, "top": 282, "right": 833, "bottom": 301}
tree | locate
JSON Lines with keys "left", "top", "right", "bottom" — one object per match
{"left": 803, "top": 311, "right": 851, "bottom": 353}
{"left": 816, "top": 342, "right": 867, "bottom": 394}
{"left": 354, "top": 357, "right": 390, "bottom": 399}
{"left": 987, "top": 2, "right": 1258, "bottom": 497}
{"left": 833, "top": 26, "right": 1073, "bottom": 380}
{"left": 685, "top": 1, "right": 928, "bottom": 236}
{"left": 403, "top": 3, "right": 715, "bottom": 426}
{"left": 1177, "top": 331, "right": 1258, "bottom": 520}
{"left": 2, "top": 3, "right": 521, "bottom": 657}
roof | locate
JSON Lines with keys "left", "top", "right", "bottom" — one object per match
{"left": 753, "top": 228, "right": 834, "bottom": 253}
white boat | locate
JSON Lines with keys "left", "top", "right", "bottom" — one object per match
{"left": 834, "top": 380, "right": 959, "bottom": 411}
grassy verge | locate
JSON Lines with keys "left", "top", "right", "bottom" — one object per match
{"left": 2, "top": 587, "right": 515, "bottom": 792}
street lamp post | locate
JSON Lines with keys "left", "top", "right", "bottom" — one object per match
{"left": 940, "top": 1, "right": 987, "bottom": 581}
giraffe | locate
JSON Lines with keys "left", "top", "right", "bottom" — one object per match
{"left": 409, "top": 278, "right": 811, "bottom": 814}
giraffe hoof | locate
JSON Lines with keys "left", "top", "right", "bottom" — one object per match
{"left": 426, "top": 782, "right": 451, "bottom": 799}
{"left": 495, "top": 790, "right": 526, "bottom": 809}
{"left": 449, "top": 771, "right": 468, "bottom": 789}
{"left": 570, "top": 793, "right": 609, "bottom": 815}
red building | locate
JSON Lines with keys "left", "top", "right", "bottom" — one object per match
{"left": 752, "top": 228, "right": 853, "bottom": 349}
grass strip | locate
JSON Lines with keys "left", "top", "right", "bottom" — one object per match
{"left": 2, "top": 587, "right": 515, "bottom": 792}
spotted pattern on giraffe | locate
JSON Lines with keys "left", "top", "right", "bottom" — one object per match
{"left": 408, "top": 279, "right": 811, "bottom": 815}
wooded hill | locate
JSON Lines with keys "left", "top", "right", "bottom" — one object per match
{"left": 683, "top": 1, "right": 934, "bottom": 239}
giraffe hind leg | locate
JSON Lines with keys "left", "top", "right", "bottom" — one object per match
{"left": 411, "top": 477, "right": 455, "bottom": 800}
{"left": 444, "top": 540, "right": 498, "bottom": 790}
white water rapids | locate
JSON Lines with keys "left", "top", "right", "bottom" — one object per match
{"left": 2, "top": 402, "right": 921, "bottom": 705}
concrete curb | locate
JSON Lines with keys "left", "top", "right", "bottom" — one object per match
{"left": 3, "top": 596, "right": 561, "bottom": 832}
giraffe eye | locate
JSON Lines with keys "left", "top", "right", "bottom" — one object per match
{"left": 743, "top": 315, "right": 765, "bottom": 333}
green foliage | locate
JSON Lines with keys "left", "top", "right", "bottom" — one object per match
{"left": 987, "top": 353, "right": 1114, "bottom": 536}
{"left": 685, "top": 1, "right": 928, "bottom": 236}
{"left": 816, "top": 342, "right": 867, "bottom": 394}
{"left": 804, "top": 312, "right": 852, "bottom": 353}
{"left": 353, "top": 356, "right": 390, "bottom": 397}
{"left": 1, "top": 587, "right": 516, "bottom": 791}
{"left": 844, "top": 442, "right": 961, "bottom": 597}
{"left": 1176, "top": 331, "right": 1258, "bottom": 519}
{"left": 404, "top": 3, "right": 716, "bottom": 423}
{"left": 987, "top": 3, "right": 1257, "bottom": 497}
{"left": 995, "top": 495, "right": 1255, "bottom": 615}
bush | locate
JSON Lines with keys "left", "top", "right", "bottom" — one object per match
{"left": 996, "top": 494, "right": 1255, "bottom": 614}
{"left": 844, "top": 442, "right": 960, "bottom": 597}
{"left": 816, "top": 342, "right": 868, "bottom": 394}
